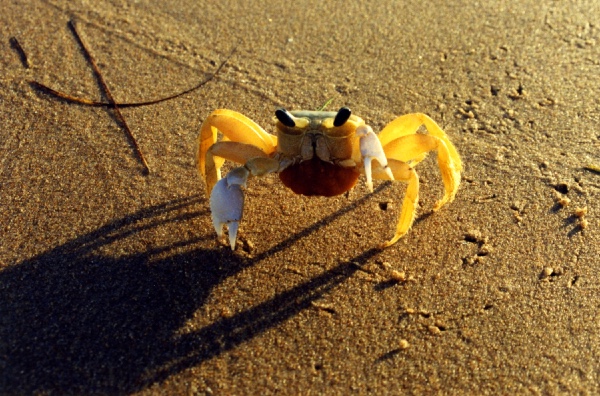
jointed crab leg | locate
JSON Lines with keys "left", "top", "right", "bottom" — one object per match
{"left": 378, "top": 113, "right": 461, "bottom": 210}
{"left": 197, "top": 109, "right": 282, "bottom": 249}
{"left": 384, "top": 133, "right": 460, "bottom": 210}
{"left": 369, "top": 113, "right": 461, "bottom": 246}
{"left": 378, "top": 113, "right": 461, "bottom": 163}
{"left": 198, "top": 109, "right": 278, "bottom": 194}
{"left": 371, "top": 160, "right": 420, "bottom": 247}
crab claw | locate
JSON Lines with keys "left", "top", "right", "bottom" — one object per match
{"left": 210, "top": 167, "right": 249, "bottom": 250}
{"left": 356, "top": 125, "right": 394, "bottom": 191}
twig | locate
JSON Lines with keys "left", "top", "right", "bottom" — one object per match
{"left": 68, "top": 19, "right": 150, "bottom": 174}
{"left": 30, "top": 46, "right": 236, "bottom": 108}
{"left": 9, "top": 36, "right": 30, "bottom": 69}
{"left": 315, "top": 97, "right": 335, "bottom": 111}
{"left": 584, "top": 164, "right": 600, "bottom": 175}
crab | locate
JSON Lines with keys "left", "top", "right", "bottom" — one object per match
{"left": 197, "top": 107, "right": 462, "bottom": 249}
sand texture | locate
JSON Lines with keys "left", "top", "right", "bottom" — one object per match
{"left": 1, "top": 0, "right": 599, "bottom": 394}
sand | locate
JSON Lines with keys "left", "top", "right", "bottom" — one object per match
{"left": 1, "top": 0, "right": 599, "bottom": 394}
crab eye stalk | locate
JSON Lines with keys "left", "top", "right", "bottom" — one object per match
{"left": 333, "top": 107, "right": 352, "bottom": 127}
{"left": 275, "top": 108, "right": 296, "bottom": 127}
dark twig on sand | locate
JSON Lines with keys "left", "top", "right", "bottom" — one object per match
{"left": 30, "top": 46, "right": 236, "bottom": 108}
{"left": 9, "top": 36, "right": 31, "bottom": 69}
{"left": 31, "top": 20, "right": 235, "bottom": 175}
{"left": 67, "top": 19, "right": 151, "bottom": 174}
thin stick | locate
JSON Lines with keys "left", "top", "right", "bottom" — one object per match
{"left": 9, "top": 36, "right": 30, "bottom": 69}
{"left": 68, "top": 19, "right": 150, "bottom": 174}
{"left": 584, "top": 164, "right": 600, "bottom": 174}
{"left": 315, "top": 97, "right": 335, "bottom": 111}
{"left": 30, "top": 46, "right": 235, "bottom": 108}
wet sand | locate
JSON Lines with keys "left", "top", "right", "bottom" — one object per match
{"left": 1, "top": 0, "right": 599, "bottom": 394}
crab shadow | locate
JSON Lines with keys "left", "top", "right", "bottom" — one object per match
{"left": 0, "top": 186, "right": 390, "bottom": 394}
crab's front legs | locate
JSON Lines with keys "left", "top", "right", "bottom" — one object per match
{"left": 210, "top": 157, "right": 279, "bottom": 250}
{"left": 356, "top": 125, "right": 394, "bottom": 191}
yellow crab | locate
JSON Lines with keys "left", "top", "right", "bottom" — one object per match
{"left": 197, "top": 107, "right": 462, "bottom": 249}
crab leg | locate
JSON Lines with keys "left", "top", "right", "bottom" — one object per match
{"left": 383, "top": 133, "right": 460, "bottom": 211}
{"left": 356, "top": 125, "right": 394, "bottom": 191}
{"left": 378, "top": 113, "right": 462, "bottom": 171}
{"left": 197, "top": 109, "right": 278, "bottom": 195}
{"left": 371, "top": 160, "right": 420, "bottom": 248}
{"left": 377, "top": 113, "right": 462, "bottom": 164}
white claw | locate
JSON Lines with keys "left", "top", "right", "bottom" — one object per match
{"left": 227, "top": 222, "right": 240, "bottom": 251}
{"left": 210, "top": 167, "right": 249, "bottom": 250}
{"left": 357, "top": 125, "right": 394, "bottom": 192}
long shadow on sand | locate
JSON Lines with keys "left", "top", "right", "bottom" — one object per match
{"left": 1, "top": 187, "right": 388, "bottom": 394}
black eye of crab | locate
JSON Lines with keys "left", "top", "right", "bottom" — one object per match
{"left": 275, "top": 108, "right": 296, "bottom": 127}
{"left": 333, "top": 107, "right": 352, "bottom": 127}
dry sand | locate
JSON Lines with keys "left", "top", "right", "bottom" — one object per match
{"left": 1, "top": 0, "right": 599, "bottom": 394}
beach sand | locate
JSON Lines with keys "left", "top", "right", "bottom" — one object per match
{"left": 1, "top": 0, "right": 599, "bottom": 394}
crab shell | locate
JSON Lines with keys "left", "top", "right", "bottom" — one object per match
{"left": 276, "top": 110, "right": 365, "bottom": 197}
